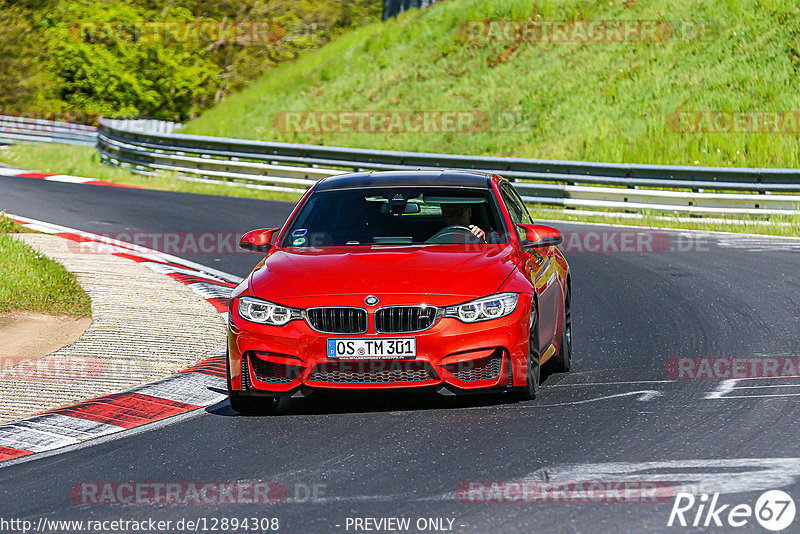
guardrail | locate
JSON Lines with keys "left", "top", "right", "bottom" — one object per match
{"left": 96, "top": 118, "right": 800, "bottom": 216}
{"left": 5, "top": 112, "right": 796, "bottom": 216}
{"left": 0, "top": 115, "right": 98, "bottom": 146}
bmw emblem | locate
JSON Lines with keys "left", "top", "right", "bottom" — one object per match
{"left": 365, "top": 295, "right": 379, "bottom": 306}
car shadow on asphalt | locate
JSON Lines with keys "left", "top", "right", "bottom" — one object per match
{"left": 205, "top": 370, "right": 558, "bottom": 417}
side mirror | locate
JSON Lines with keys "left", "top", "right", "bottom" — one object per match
{"left": 518, "top": 224, "right": 563, "bottom": 250}
{"left": 239, "top": 228, "right": 280, "bottom": 253}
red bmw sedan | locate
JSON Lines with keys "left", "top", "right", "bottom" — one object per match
{"left": 227, "top": 170, "right": 571, "bottom": 413}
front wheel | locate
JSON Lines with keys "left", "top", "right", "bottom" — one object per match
{"left": 513, "top": 302, "right": 541, "bottom": 401}
{"left": 226, "top": 352, "right": 279, "bottom": 415}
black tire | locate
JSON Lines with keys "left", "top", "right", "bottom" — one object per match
{"left": 513, "top": 301, "right": 541, "bottom": 401}
{"left": 226, "top": 351, "right": 279, "bottom": 415}
{"left": 548, "top": 285, "right": 572, "bottom": 373}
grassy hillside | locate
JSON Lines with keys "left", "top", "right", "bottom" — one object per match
{"left": 182, "top": 0, "right": 800, "bottom": 168}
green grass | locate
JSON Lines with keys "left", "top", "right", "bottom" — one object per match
{"left": 0, "top": 215, "right": 92, "bottom": 316}
{"left": 0, "top": 215, "right": 34, "bottom": 234}
{"left": 0, "top": 144, "right": 304, "bottom": 202}
{"left": 181, "top": 0, "right": 800, "bottom": 169}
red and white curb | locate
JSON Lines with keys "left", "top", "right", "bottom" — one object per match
{"left": 0, "top": 215, "right": 245, "bottom": 465}
{"left": 10, "top": 215, "right": 242, "bottom": 318}
{"left": 0, "top": 166, "right": 141, "bottom": 188}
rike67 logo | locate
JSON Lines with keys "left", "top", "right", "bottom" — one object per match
{"left": 668, "top": 490, "right": 796, "bottom": 531}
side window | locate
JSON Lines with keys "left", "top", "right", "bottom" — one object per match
{"left": 500, "top": 182, "right": 531, "bottom": 240}
{"left": 508, "top": 183, "right": 534, "bottom": 224}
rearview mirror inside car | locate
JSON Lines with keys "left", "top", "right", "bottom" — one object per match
{"left": 380, "top": 202, "right": 421, "bottom": 215}
{"left": 239, "top": 228, "right": 280, "bottom": 253}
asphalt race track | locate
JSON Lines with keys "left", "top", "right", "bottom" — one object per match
{"left": 2, "top": 176, "right": 800, "bottom": 533}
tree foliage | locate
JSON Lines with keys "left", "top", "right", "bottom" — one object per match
{"left": 2, "top": 0, "right": 380, "bottom": 121}
{"left": 0, "top": 5, "right": 58, "bottom": 113}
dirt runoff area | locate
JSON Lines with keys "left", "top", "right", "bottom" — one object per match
{"left": 0, "top": 313, "right": 92, "bottom": 377}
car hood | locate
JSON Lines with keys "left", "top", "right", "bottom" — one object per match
{"left": 249, "top": 244, "right": 520, "bottom": 301}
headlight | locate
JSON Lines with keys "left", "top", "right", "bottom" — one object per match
{"left": 443, "top": 293, "right": 518, "bottom": 323}
{"left": 237, "top": 296, "right": 302, "bottom": 326}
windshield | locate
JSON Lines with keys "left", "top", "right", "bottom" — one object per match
{"left": 281, "top": 187, "right": 509, "bottom": 247}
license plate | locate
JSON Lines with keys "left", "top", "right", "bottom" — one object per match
{"left": 327, "top": 338, "right": 417, "bottom": 360}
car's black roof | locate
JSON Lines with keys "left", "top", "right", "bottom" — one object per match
{"left": 314, "top": 170, "right": 495, "bottom": 191}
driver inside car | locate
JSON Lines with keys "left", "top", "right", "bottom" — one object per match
{"left": 440, "top": 203, "right": 486, "bottom": 242}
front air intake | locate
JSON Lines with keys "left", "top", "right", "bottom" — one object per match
{"left": 308, "top": 360, "right": 439, "bottom": 384}
{"left": 249, "top": 356, "right": 303, "bottom": 384}
{"left": 443, "top": 352, "right": 503, "bottom": 382}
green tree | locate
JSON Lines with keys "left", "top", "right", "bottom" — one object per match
{"left": 42, "top": 1, "right": 222, "bottom": 120}
{"left": 4, "top": 0, "right": 381, "bottom": 120}
{"left": 0, "top": 5, "right": 57, "bottom": 114}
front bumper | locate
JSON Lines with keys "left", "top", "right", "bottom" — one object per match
{"left": 227, "top": 295, "right": 532, "bottom": 396}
